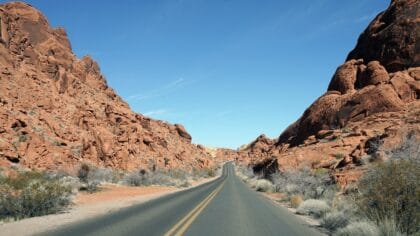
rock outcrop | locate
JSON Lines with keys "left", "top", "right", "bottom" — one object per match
{"left": 240, "top": 0, "right": 420, "bottom": 187}
{"left": 0, "top": 2, "right": 214, "bottom": 171}
{"left": 346, "top": 0, "right": 420, "bottom": 72}
{"left": 278, "top": 0, "right": 419, "bottom": 147}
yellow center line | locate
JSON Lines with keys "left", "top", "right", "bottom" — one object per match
{"left": 174, "top": 181, "right": 226, "bottom": 236}
{"left": 164, "top": 180, "right": 226, "bottom": 236}
{"left": 163, "top": 184, "right": 220, "bottom": 236}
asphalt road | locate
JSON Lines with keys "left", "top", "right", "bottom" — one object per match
{"left": 42, "top": 162, "right": 323, "bottom": 236}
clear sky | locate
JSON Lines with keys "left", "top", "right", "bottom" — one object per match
{"left": 6, "top": 0, "right": 390, "bottom": 148}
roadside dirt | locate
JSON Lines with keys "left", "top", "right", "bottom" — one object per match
{"left": 262, "top": 192, "right": 328, "bottom": 235}
{"left": 0, "top": 177, "right": 218, "bottom": 236}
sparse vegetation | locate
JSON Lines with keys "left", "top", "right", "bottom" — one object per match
{"left": 254, "top": 179, "right": 274, "bottom": 192}
{"left": 0, "top": 171, "right": 73, "bottom": 220}
{"left": 235, "top": 164, "right": 274, "bottom": 192}
{"left": 290, "top": 195, "right": 303, "bottom": 208}
{"left": 270, "top": 167, "right": 335, "bottom": 200}
{"left": 321, "top": 211, "right": 350, "bottom": 232}
{"left": 192, "top": 167, "right": 216, "bottom": 179}
{"left": 296, "top": 199, "right": 330, "bottom": 218}
{"left": 235, "top": 164, "right": 255, "bottom": 182}
{"left": 333, "top": 153, "right": 345, "bottom": 160}
{"left": 336, "top": 221, "right": 380, "bottom": 236}
{"left": 77, "top": 163, "right": 119, "bottom": 193}
{"left": 77, "top": 163, "right": 90, "bottom": 183}
{"left": 236, "top": 133, "right": 419, "bottom": 235}
{"left": 356, "top": 159, "right": 419, "bottom": 235}
{"left": 18, "top": 134, "right": 28, "bottom": 142}
{"left": 123, "top": 166, "right": 218, "bottom": 188}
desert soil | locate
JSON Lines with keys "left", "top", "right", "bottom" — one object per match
{"left": 0, "top": 177, "right": 218, "bottom": 236}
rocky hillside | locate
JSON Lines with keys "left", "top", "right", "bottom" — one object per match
{"left": 0, "top": 2, "right": 214, "bottom": 172}
{"left": 237, "top": 0, "right": 420, "bottom": 186}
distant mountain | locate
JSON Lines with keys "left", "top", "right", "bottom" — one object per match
{"left": 0, "top": 2, "right": 214, "bottom": 171}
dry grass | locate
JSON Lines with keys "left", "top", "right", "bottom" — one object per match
{"left": 290, "top": 195, "right": 303, "bottom": 208}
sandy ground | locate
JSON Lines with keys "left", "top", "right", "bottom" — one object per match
{"left": 262, "top": 192, "right": 328, "bottom": 235}
{"left": 0, "top": 176, "right": 218, "bottom": 236}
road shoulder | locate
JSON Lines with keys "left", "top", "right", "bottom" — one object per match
{"left": 260, "top": 192, "right": 328, "bottom": 235}
{"left": 0, "top": 177, "right": 218, "bottom": 236}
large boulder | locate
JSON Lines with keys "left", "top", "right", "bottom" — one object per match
{"left": 346, "top": 0, "right": 420, "bottom": 72}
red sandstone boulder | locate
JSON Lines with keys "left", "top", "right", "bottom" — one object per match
{"left": 346, "top": 0, "right": 420, "bottom": 72}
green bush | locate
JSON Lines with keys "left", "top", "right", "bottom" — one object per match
{"left": 356, "top": 160, "right": 419, "bottom": 235}
{"left": 0, "top": 171, "right": 72, "bottom": 220}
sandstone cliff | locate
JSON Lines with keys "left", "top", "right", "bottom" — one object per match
{"left": 0, "top": 2, "right": 213, "bottom": 171}
{"left": 238, "top": 0, "right": 420, "bottom": 186}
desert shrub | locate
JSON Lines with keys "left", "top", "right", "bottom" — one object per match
{"left": 254, "top": 179, "right": 274, "bottom": 192}
{"left": 204, "top": 167, "right": 216, "bottom": 178}
{"left": 296, "top": 199, "right": 330, "bottom": 218}
{"left": 334, "top": 153, "right": 345, "bottom": 160}
{"left": 147, "top": 170, "right": 176, "bottom": 186}
{"left": 377, "top": 218, "right": 404, "bottom": 236}
{"left": 123, "top": 170, "right": 148, "bottom": 186}
{"left": 44, "top": 171, "right": 81, "bottom": 193}
{"left": 247, "top": 178, "right": 260, "bottom": 189}
{"left": 271, "top": 167, "right": 335, "bottom": 200}
{"left": 167, "top": 169, "right": 189, "bottom": 182}
{"left": 359, "top": 155, "right": 372, "bottom": 165}
{"left": 77, "top": 163, "right": 90, "bottom": 183}
{"left": 0, "top": 171, "right": 72, "bottom": 220}
{"left": 123, "top": 168, "right": 191, "bottom": 188}
{"left": 235, "top": 165, "right": 251, "bottom": 182}
{"left": 387, "top": 131, "right": 420, "bottom": 161}
{"left": 77, "top": 164, "right": 118, "bottom": 193}
{"left": 89, "top": 167, "right": 118, "bottom": 183}
{"left": 192, "top": 167, "right": 216, "bottom": 179}
{"left": 356, "top": 159, "right": 419, "bottom": 235}
{"left": 336, "top": 221, "right": 380, "bottom": 236}
{"left": 321, "top": 211, "right": 350, "bottom": 232}
{"left": 290, "top": 195, "right": 303, "bottom": 208}
{"left": 365, "top": 136, "right": 383, "bottom": 160}
{"left": 236, "top": 165, "right": 255, "bottom": 180}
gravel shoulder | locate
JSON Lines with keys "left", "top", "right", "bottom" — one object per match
{"left": 0, "top": 177, "right": 218, "bottom": 236}
{"left": 262, "top": 192, "right": 328, "bottom": 235}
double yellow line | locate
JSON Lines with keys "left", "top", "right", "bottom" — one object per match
{"left": 164, "top": 180, "right": 226, "bottom": 236}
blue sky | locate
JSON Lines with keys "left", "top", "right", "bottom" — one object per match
{"left": 7, "top": 0, "right": 390, "bottom": 148}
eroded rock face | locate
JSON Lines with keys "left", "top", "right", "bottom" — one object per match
{"left": 278, "top": 0, "right": 419, "bottom": 147}
{"left": 240, "top": 0, "right": 420, "bottom": 188}
{"left": 346, "top": 0, "right": 420, "bottom": 72}
{"left": 0, "top": 2, "right": 214, "bottom": 171}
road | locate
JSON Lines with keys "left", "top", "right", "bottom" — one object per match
{"left": 42, "top": 162, "right": 323, "bottom": 236}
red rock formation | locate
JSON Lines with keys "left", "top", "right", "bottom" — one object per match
{"left": 346, "top": 0, "right": 420, "bottom": 72}
{"left": 0, "top": 2, "right": 214, "bottom": 171}
{"left": 278, "top": 0, "right": 419, "bottom": 147}
{"left": 241, "top": 0, "right": 420, "bottom": 187}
